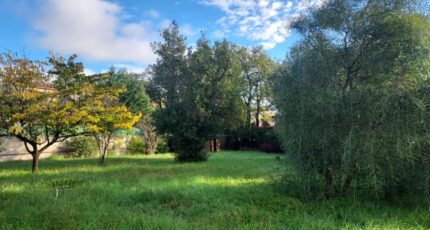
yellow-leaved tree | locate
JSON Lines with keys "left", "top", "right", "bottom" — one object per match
{"left": 86, "top": 74, "right": 141, "bottom": 164}
{"left": 0, "top": 53, "right": 93, "bottom": 173}
{"left": 0, "top": 52, "right": 140, "bottom": 172}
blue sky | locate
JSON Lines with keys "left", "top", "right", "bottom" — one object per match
{"left": 0, "top": 0, "right": 324, "bottom": 74}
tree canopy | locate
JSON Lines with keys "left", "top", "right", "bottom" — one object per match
{"left": 0, "top": 53, "right": 142, "bottom": 171}
{"left": 0, "top": 53, "right": 93, "bottom": 172}
{"left": 150, "top": 22, "right": 244, "bottom": 161}
{"left": 273, "top": 0, "right": 430, "bottom": 198}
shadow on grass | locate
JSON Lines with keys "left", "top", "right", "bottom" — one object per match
{"left": 1, "top": 152, "right": 429, "bottom": 229}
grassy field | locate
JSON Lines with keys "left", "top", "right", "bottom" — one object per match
{"left": 0, "top": 151, "right": 429, "bottom": 229}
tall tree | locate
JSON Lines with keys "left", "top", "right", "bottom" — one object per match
{"left": 105, "top": 68, "right": 156, "bottom": 154}
{"left": 150, "top": 21, "right": 188, "bottom": 109}
{"left": 273, "top": 0, "right": 430, "bottom": 198}
{"left": 106, "top": 68, "right": 152, "bottom": 116}
{"left": 0, "top": 53, "right": 92, "bottom": 173}
{"left": 236, "top": 47, "right": 276, "bottom": 129}
{"left": 151, "top": 22, "right": 242, "bottom": 161}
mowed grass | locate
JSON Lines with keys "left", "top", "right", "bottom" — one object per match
{"left": 0, "top": 151, "right": 429, "bottom": 230}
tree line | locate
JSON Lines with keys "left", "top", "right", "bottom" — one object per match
{"left": 0, "top": 23, "right": 277, "bottom": 172}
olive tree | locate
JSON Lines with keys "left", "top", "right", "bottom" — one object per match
{"left": 273, "top": 0, "right": 430, "bottom": 198}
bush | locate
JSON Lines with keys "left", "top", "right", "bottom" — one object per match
{"left": 126, "top": 136, "right": 146, "bottom": 155}
{"left": 170, "top": 134, "right": 209, "bottom": 162}
{"left": 256, "top": 128, "right": 283, "bottom": 153}
{"left": 224, "top": 127, "right": 283, "bottom": 153}
{"left": 136, "top": 116, "right": 162, "bottom": 155}
{"left": 155, "top": 137, "right": 170, "bottom": 153}
{"left": 64, "top": 136, "right": 97, "bottom": 158}
{"left": 175, "top": 150, "right": 209, "bottom": 162}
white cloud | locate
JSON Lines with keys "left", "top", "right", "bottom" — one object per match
{"left": 32, "top": 0, "right": 158, "bottom": 65}
{"left": 159, "top": 19, "right": 173, "bottom": 30}
{"left": 212, "top": 29, "right": 228, "bottom": 39}
{"left": 200, "top": 0, "right": 326, "bottom": 49}
{"left": 146, "top": 9, "right": 160, "bottom": 18}
{"left": 181, "top": 23, "right": 199, "bottom": 37}
{"left": 83, "top": 68, "right": 96, "bottom": 76}
{"left": 113, "top": 64, "right": 147, "bottom": 73}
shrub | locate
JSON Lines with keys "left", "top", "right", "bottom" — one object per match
{"left": 175, "top": 150, "right": 209, "bottom": 162}
{"left": 256, "top": 128, "right": 283, "bottom": 153}
{"left": 136, "top": 116, "right": 161, "bottom": 155}
{"left": 155, "top": 137, "right": 170, "bottom": 154}
{"left": 224, "top": 127, "right": 283, "bottom": 153}
{"left": 64, "top": 136, "right": 97, "bottom": 158}
{"left": 126, "top": 136, "right": 146, "bottom": 155}
{"left": 170, "top": 134, "right": 209, "bottom": 162}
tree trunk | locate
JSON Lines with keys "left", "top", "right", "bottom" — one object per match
{"left": 32, "top": 152, "right": 40, "bottom": 174}
{"left": 147, "top": 141, "right": 156, "bottom": 155}
{"left": 342, "top": 175, "right": 352, "bottom": 196}
{"left": 95, "top": 134, "right": 111, "bottom": 165}
{"left": 100, "top": 149, "right": 106, "bottom": 165}
{"left": 22, "top": 139, "right": 56, "bottom": 173}
{"left": 99, "top": 140, "right": 109, "bottom": 165}
{"left": 245, "top": 104, "right": 252, "bottom": 130}
{"left": 324, "top": 167, "right": 333, "bottom": 199}
{"left": 255, "top": 97, "right": 261, "bottom": 128}
{"left": 213, "top": 139, "right": 217, "bottom": 152}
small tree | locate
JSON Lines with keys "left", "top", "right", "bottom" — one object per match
{"left": 0, "top": 53, "right": 93, "bottom": 173}
{"left": 136, "top": 116, "right": 161, "bottom": 155}
{"left": 86, "top": 75, "right": 141, "bottom": 164}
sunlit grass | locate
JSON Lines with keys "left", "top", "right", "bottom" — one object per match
{"left": 0, "top": 151, "right": 429, "bottom": 229}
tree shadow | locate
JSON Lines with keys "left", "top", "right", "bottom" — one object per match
{"left": 1, "top": 154, "right": 429, "bottom": 229}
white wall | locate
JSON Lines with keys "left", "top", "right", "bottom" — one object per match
{"left": 0, "top": 136, "right": 64, "bottom": 162}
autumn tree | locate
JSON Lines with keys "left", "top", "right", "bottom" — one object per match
{"left": 0, "top": 53, "right": 92, "bottom": 173}
{"left": 87, "top": 73, "right": 141, "bottom": 164}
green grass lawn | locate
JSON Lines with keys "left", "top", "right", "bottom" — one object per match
{"left": 0, "top": 151, "right": 429, "bottom": 229}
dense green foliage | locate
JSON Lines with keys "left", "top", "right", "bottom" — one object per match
{"left": 1, "top": 151, "right": 429, "bottom": 229}
{"left": 273, "top": 0, "right": 430, "bottom": 198}
{"left": 126, "top": 136, "right": 147, "bottom": 155}
{"left": 151, "top": 22, "right": 243, "bottom": 161}
{"left": 226, "top": 127, "right": 283, "bottom": 153}
{"left": 155, "top": 137, "right": 169, "bottom": 153}
{"left": 236, "top": 47, "right": 277, "bottom": 131}
{"left": 106, "top": 68, "right": 152, "bottom": 116}
{"left": 64, "top": 136, "right": 97, "bottom": 158}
